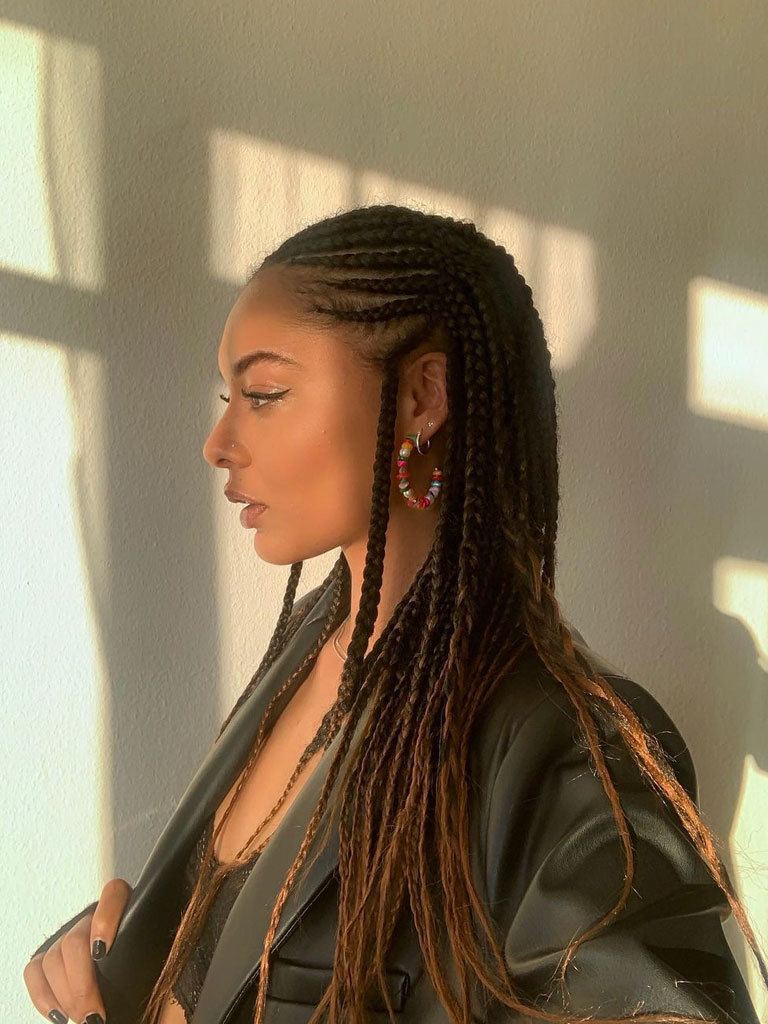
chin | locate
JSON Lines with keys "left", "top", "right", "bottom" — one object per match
{"left": 251, "top": 532, "right": 334, "bottom": 567}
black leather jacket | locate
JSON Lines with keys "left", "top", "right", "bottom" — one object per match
{"left": 28, "top": 578, "right": 761, "bottom": 1023}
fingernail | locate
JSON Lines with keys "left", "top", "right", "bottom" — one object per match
{"left": 83, "top": 1015, "right": 105, "bottom": 1024}
{"left": 91, "top": 938, "right": 106, "bottom": 960}
{"left": 47, "top": 1012, "right": 67, "bottom": 1024}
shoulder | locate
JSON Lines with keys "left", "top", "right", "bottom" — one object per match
{"left": 471, "top": 620, "right": 697, "bottom": 807}
{"left": 473, "top": 628, "right": 759, "bottom": 1024}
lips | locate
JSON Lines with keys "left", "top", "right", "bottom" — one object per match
{"left": 225, "top": 488, "right": 265, "bottom": 505}
{"left": 240, "top": 503, "right": 267, "bottom": 528}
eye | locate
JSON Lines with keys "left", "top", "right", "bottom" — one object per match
{"left": 218, "top": 389, "right": 289, "bottom": 411}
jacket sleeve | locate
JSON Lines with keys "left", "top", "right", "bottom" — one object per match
{"left": 27, "top": 900, "right": 100, "bottom": 960}
{"left": 483, "top": 677, "right": 761, "bottom": 1023}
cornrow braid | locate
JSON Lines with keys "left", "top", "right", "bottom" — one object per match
{"left": 144, "top": 203, "right": 766, "bottom": 1024}
{"left": 261, "top": 206, "right": 765, "bottom": 1023}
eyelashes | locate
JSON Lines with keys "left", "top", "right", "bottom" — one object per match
{"left": 218, "top": 389, "right": 289, "bottom": 411}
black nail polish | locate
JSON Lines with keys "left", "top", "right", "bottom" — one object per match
{"left": 83, "top": 1015, "right": 105, "bottom": 1024}
{"left": 47, "top": 1011, "right": 67, "bottom": 1024}
{"left": 91, "top": 938, "right": 106, "bottom": 960}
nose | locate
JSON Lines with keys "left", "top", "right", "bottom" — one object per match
{"left": 202, "top": 419, "right": 246, "bottom": 469}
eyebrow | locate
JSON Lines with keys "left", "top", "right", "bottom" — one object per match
{"left": 218, "top": 349, "right": 302, "bottom": 380}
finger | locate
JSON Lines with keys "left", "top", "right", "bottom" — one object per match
{"left": 40, "top": 943, "right": 76, "bottom": 1021}
{"left": 23, "top": 952, "right": 70, "bottom": 1023}
{"left": 59, "top": 915, "right": 107, "bottom": 1024}
{"left": 90, "top": 877, "right": 132, "bottom": 960}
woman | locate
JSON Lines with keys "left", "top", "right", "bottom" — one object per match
{"left": 26, "top": 205, "right": 764, "bottom": 1024}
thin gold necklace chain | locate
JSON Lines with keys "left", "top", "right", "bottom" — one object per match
{"left": 332, "top": 613, "right": 350, "bottom": 662}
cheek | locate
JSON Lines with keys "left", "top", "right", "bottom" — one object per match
{"left": 262, "top": 381, "right": 380, "bottom": 517}
{"left": 265, "top": 415, "right": 362, "bottom": 514}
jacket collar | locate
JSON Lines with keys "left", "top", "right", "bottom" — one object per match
{"left": 98, "top": 574, "right": 359, "bottom": 1024}
{"left": 192, "top": 575, "right": 373, "bottom": 1024}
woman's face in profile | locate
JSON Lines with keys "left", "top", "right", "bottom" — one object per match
{"left": 202, "top": 274, "right": 386, "bottom": 566}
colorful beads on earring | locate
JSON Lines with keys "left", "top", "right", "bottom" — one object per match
{"left": 397, "top": 431, "right": 443, "bottom": 509}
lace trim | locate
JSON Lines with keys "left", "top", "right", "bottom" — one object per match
{"left": 171, "top": 818, "right": 262, "bottom": 1019}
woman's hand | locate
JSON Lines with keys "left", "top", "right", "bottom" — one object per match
{"left": 23, "top": 878, "right": 133, "bottom": 1024}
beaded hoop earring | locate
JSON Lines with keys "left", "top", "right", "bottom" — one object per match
{"left": 397, "top": 425, "right": 443, "bottom": 509}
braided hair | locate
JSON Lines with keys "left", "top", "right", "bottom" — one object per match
{"left": 143, "top": 204, "right": 767, "bottom": 1024}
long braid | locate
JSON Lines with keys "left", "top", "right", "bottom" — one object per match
{"left": 148, "top": 204, "right": 766, "bottom": 1024}
{"left": 141, "top": 555, "right": 351, "bottom": 1024}
{"left": 263, "top": 208, "right": 766, "bottom": 1022}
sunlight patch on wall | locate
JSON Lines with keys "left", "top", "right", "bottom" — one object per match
{"left": 0, "top": 333, "right": 111, "bottom": 980}
{"left": 713, "top": 556, "right": 768, "bottom": 672}
{"left": 358, "top": 170, "right": 477, "bottom": 224}
{"left": 207, "top": 129, "right": 353, "bottom": 284}
{"left": 713, "top": 554, "right": 768, "bottom": 1014}
{"left": 688, "top": 277, "right": 768, "bottom": 431}
{"left": 485, "top": 207, "right": 597, "bottom": 372}
{"left": 207, "top": 151, "right": 596, "bottom": 374}
{"left": 730, "top": 755, "right": 768, "bottom": 1022}
{"left": 0, "top": 19, "right": 104, "bottom": 289}
{"left": 358, "top": 171, "right": 597, "bottom": 372}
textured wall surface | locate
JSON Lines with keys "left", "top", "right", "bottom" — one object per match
{"left": 3, "top": 2, "right": 766, "bottom": 1018}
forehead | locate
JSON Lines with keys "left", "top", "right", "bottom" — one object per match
{"left": 217, "top": 275, "right": 334, "bottom": 378}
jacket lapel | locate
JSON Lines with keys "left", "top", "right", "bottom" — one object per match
{"left": 192, "top": 626, "right": 377, "bottom": 1024}
{"left": 95, "top": 577, "right": 339, "bottom": 1024}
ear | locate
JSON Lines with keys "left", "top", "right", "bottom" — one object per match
{"left": 398, "top": 350, "right": 449, "bottom": 438}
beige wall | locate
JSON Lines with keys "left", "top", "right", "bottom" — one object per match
{"left": 3, "top": 2, "right": 766, "bottom": 1017}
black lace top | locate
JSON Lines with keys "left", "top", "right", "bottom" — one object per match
{"left": 170, "top": 818, "right": 262, "bottom": 1020}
